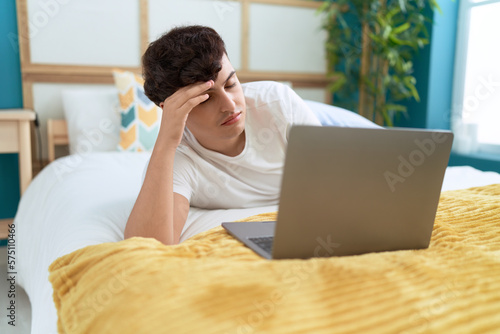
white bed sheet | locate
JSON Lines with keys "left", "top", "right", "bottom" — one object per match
{"left": 13, "top": 152, "right": 500, "bottom": 334}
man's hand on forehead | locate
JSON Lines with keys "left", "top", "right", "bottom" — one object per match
{"left": 160, "top": 80, "right": 214, "bottom": 114}
{"left": 156, "top": 80, "right": 214, "bottom": 148}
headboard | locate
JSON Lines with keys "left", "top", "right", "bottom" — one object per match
{"left": 16, "top": 0, "right": 330, "bottom": 163}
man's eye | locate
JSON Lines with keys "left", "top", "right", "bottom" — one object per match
{"left": 226, "top": 82, "right": 237, "bottom": 89}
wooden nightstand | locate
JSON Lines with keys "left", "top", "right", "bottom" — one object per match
{"left": 0, "top": 109, "right": 36, "bottom": 194}
{"left": 0, "top": 219, "right": 13, "bottom": 240}
{"left": 0, "top": 110, "right": 35, "bottom": 239}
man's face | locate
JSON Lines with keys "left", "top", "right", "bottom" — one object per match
{"left": 186, "top": 54, "right": 246, "bottom": 155}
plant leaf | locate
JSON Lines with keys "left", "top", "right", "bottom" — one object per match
{"left": 392, "top": 22, "right": 411, "bottom": 35}
{"left": 384, "top": 104, "right": 408, "bottom": 112}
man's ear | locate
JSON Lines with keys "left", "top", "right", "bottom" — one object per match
{"left": 159, "top": 102, "right": 164, "bottom": 109}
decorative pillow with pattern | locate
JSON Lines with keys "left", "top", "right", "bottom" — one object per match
{"left": 112, "top": 69, "right": 162, "bottom": 151}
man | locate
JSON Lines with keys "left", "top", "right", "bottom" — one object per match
{"left": 125, "top": 25, "right": 320, "bottom": 245}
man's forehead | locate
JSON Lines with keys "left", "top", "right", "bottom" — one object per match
{"left": 206, "top": 70, "right": 236, "bottom": 91}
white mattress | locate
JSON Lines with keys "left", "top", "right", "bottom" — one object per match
{"left": 13, "top": 152, "right": 500, "bottom": 334}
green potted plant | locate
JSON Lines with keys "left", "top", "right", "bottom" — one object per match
{"left": 316, "top": 0, "right": 440, "bottom": 126}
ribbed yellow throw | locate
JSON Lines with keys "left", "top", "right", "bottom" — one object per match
{"left": 49, "top": 184, "right": 500, "bottom": 334}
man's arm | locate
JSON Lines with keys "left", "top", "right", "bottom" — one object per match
{"left": 124, "top": 80, "right": 213, "bottom": 245}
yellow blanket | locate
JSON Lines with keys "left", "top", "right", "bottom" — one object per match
{"left": 49, "top": 185, "right": 500, "bottom": 334}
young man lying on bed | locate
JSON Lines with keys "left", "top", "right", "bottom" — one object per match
{"left": 124, "top": 25, "right": 321, "bottom": 245}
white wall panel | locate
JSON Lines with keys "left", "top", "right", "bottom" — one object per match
{"left": 148, "top": 0, "right": 242, "bottom": 69}
{"left": 249, "top": 4, "right": 326, "bottom": 73}
{"left": 28, "top": 0, "right": 140, "bottom": 66}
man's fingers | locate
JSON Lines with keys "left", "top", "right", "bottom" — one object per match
{"left": 164, "top": 80, "right": 213, "bottom": 107}
{"left": 180, "top": 93, "right": 209, "bottom": 114}
{"left": 184, "top": 80, "right": 213, "bottom": 96}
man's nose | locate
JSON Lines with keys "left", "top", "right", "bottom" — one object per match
{"left": 220, "top": 91, "right": 236, "bottom": 112}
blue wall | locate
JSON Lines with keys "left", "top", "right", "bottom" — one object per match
{"left": 425, "top": 0, "right": 459, "bottom": 131}
{"left": 0, "top": 0, "right": 23, "bottom": 219}
{"left": 402, "top": 0, "right": 500, "bottom": 173}
{"left": 396, "top": 1, "right": 458, "bottom": 130}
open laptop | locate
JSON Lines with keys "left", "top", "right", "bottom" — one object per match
{"left": 222, "top": 126, "right": 453, "bottom": 260}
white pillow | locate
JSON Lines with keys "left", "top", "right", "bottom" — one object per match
{"left": 304, "top": 99, "right": 382, "bottom": 128}
{"left": 62, "top": 88, "right": 121, "bottom": 154}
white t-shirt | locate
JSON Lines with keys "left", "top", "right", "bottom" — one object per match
{"left": 172, "top": 81, "right": 321, "bottom": 209}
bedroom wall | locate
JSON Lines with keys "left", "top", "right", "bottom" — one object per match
{"left": 396, "top": 0, "right": 459, "bottom": 131}
{"left": 18, "top": 0, "right": 329, "bottom": 162}
{"left": 0, "top": 0, "right": 23, "bottom": 219}
{"left": 398, "top": 0, "right": 500, "bottom": 173}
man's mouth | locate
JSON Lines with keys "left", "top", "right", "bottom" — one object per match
{"left": 221, "top": 112, "right": 242, "bottom": 126}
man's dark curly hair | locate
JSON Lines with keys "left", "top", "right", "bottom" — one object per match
{"left": 142, "top": 25, "right": 227, "bottom": 106}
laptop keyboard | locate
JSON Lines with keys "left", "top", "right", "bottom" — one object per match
{"left": 249, "top": 236, "right": 274, "bottom": 254}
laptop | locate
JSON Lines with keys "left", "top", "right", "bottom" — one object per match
{"left": 222, "top": 125, "right": 453, "bottom": 260}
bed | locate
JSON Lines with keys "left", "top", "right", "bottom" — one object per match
{"left": 14, "top": 85, "right": 500, "bottom": 333}
{"left": 13, "top": 0, "right": 500, "bottom": 331}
